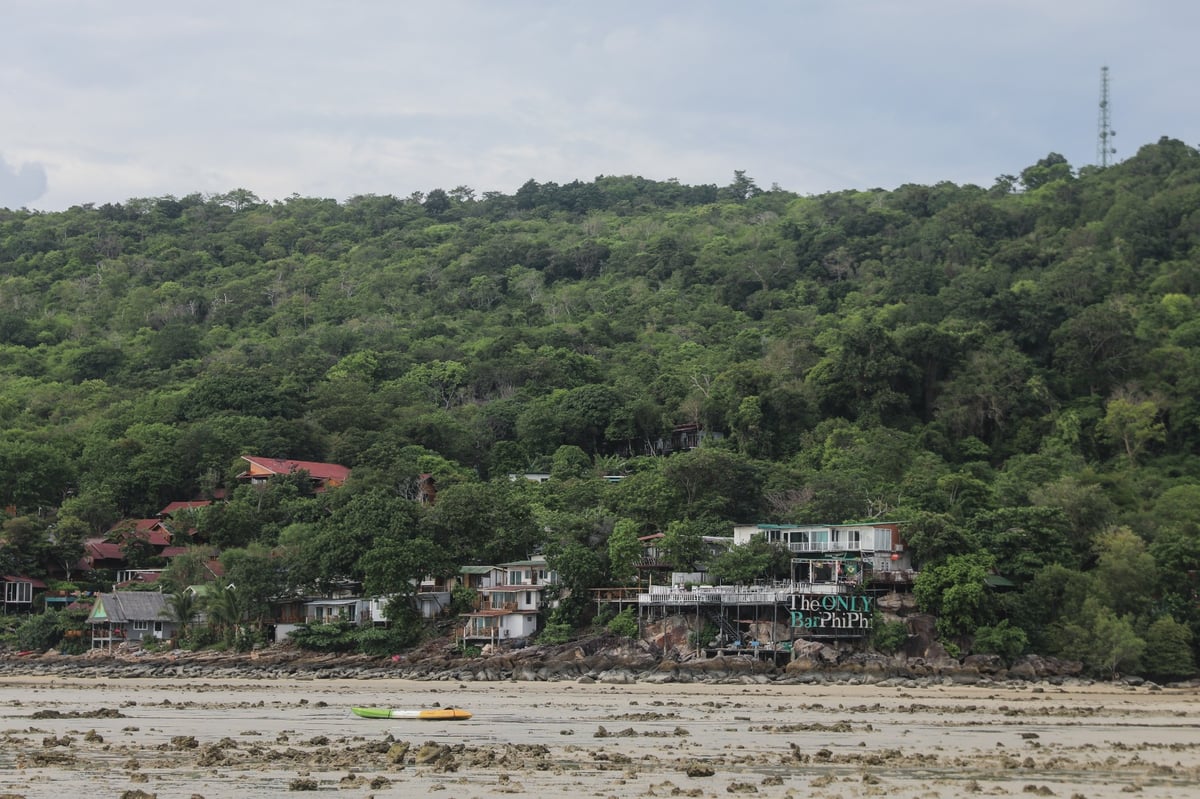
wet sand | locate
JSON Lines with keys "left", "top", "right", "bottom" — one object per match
{"left": 1, "top": 675, "right": 1198, "bottom": 798}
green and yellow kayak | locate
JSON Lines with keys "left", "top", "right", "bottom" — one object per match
{"left": 351, "top": 706, "right": 472, "bottom": 721}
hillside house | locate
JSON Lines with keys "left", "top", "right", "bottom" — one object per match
{"left": 157, "top": 500, "right": 212, "bottom": 516}
{"left": 2, "top": 575, "right": 46, "bottom": 614}
{"left": 635, "top": 521, "right": 915, "bottom": 649}
{"left": 237, "top": 456, "right": 350, "bottom": 492}
{"left": 459, "top": 556, "right": 558, "bottom": 645}
{"left": 458, "top": 564, "right": 506, "bottom": 591}
{"left": 79, "top": 539, "right": 126, "bottom": 573}
{"left": 155, "top": 500, "right": 209, "bottom": 541}
{"left": 87, "top": 591, "right": 177, "bottom": 649}
{"left": 634, "top": 533, "right": 733, "bottom": 587}
{"left": 733, "top": 522, "right": 913, "bottom": 588}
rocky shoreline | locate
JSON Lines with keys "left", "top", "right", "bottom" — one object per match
{"left": 2, "top": 635, "right": 1166, "bottom": 688}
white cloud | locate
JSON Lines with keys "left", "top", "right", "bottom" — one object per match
{"left": 0, "top": 153, "right": 48, "bottom": 208}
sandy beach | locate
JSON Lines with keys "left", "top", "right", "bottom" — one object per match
{"left": 1, "top": 675, "right": 1197, "bottom": 798}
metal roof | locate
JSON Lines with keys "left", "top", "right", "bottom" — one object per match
{"left": 88, "top": 591, "right": 171, "bottom": 624}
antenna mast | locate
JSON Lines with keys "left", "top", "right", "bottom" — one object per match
{"left": 1097, "top": 66, "right": 1116, "bottom": 167}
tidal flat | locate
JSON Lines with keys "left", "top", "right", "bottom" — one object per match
{"left": 1, "top": 676, "right": 1197, "bottom": 798}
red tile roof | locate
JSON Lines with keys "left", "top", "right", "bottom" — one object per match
{"left": 85, "top": 540, "right": 125, "bottom": 560}
{"left": 105, "top": 519, "right": 172, "bottom": 547}
{"left": 2, "top": 575, "right": 47, "bottom": 588}
{"left": 158, "top": 500, "right": 212, "bottom": 516}
{"left": 240, "top": 456, "right": 350, "bottom": 483}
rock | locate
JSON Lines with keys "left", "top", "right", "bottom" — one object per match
{"left": 962, "top": 654, "right": 1006, "bottom": 674}
{"left": 414, "top": 742, "right": 449, "bottom": 765}
{"left": 598, "top": 669, "right": 633, "bottom": 684}
{"left": 1008, "top": 659, "right": 1038, "bottom": 680}
{"left": 386, "top": 741, "right": 410, "bottom": 764}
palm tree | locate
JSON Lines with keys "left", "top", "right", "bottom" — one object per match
{"left": 204, "top": 583, "right": 245, "bottom": 646}
{"left": 166, "top": 590, "right": 199, "bottom": 642}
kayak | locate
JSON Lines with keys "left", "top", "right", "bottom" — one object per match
{"left": 351, "top": 706, "right": 472, "bottom": 721}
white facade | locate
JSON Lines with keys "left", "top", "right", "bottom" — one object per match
{"left": 459, "top": 560, "right": 558, "bottom": 644}
{"left": 732, "top": 522, "right": 911, "bottom": 571}
{"left": 304, "top": 597, "right": 366, "bottom": 624}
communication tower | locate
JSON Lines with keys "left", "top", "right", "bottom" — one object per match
{"left": 1097, "top": 66, "right": 1116, "bottom": 167}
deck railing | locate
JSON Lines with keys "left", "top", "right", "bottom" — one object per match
{"left": 638, "top": 581, "right": 857, "bottom": 606}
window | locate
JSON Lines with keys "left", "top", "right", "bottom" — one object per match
{"left": 846, "top": 529, "right": 861, "bottom": 548}
{"left": 525, "top": 591, "right": 532, "bottom": 606}
{"left": 4, "top": 582, "right": 32, "bottom": 603}
{"left": 874, "top": 528, "right": 893, "bottom": 550}
{"left": 132, "top": 620, "right": 149, "bottom": 631}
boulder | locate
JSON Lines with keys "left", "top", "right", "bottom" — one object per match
{"left": 961, "top": 653, "right": 1006, "bottom": 675}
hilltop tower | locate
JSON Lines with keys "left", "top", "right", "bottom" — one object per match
{"left": 1097, "top": 66, "right": 1116, "bottom": 167}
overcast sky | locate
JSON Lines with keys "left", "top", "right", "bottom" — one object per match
{"left": 2, "top": 1, "right": 1197, "bottom": 211}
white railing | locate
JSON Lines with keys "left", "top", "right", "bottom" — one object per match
{"left": 639, "top": 581, "right": 855, "bottom": 605}
{"left": 786, "top": 542, "right": 870, "bottom": 553}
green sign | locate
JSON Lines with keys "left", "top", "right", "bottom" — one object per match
{"left": 789, "top": 594, "right": 872, "bottom": 630}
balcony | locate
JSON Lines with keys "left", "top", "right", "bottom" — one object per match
{"left": 638, "top": 581, "right": 858, "bottom": 606}
{"left": 475, "top": 600, "right": 518, "bottom": 612}
{"left": 786, "top": 541, "right": 871, "bottom": 554}
{"left": 866, "top": 569, "right": 917, "bottom": 585}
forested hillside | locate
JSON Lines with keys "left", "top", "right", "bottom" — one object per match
{"left": 2, "top": 137, "right": 1199, "bottom": 675}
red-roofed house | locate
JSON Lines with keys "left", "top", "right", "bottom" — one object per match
{"left": 3, "top": 575, "right": 46, "bottom": 612}
{"left": 81, "top": 539, "right": 126, "bottom": 571}
{"left": 105, "top": 518, "right": 173, "bottom": 548}
{"left": 238, "top": 456, "right": 350, "bottom": 492}
{"left": 157, "top": 500, "right": 212, "bottom": 516}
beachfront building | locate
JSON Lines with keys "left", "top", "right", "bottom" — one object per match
{"left": 635, "top": 520, "right": 914, "bottom": 657}
{"left": 87, "top": 591, "right": 178, "bottom": 649}
{"left": 458, "top": 556, "right": 558, "bottom": 646}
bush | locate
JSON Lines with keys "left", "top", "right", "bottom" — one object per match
{"left": 687, "top": 622, "right": 718, "bottom": 649}
{"left": 450, "top": 585, "right": 478, "bottom": 615}
{"left": 972, "top": 620, "right": 1028, "bottom": 663}
{"left": 355, "top": 621, "right": 424, "bottom": 655}
{"left": 14, "top": 611, "right": 64, "bottom": 651}
{"left": 538, "top": 622, "right": 573, "bottom": 645}
{"left": 288, "top": 621, "right": 359, "bottom": 652}
{"left": 58, "top": 631, "right": 87, "bottom": 655}
{"left": 871, "top": 620, "right": 909, "bottom": 655}
{"left": 1143, "top": 616, "right": 1196, "bottom": 679}
{"left": 233, "top": 626, "right": 264, "bottom": 653}
{"left": 178, "top": 624, "right": 218, "bottom": 651}
{"left": 605, "top": 608, "right": 638, "bottom": 639}
{"left": 0, "top": 614, "right": 23, "bottom": 646}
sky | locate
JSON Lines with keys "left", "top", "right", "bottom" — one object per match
{"left": 3, "top": 1, "right": 1198, "bottom": 211}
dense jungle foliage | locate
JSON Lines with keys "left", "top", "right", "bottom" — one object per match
{"left": 2, "top": 138, "right": 1199, "bottom": 675}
